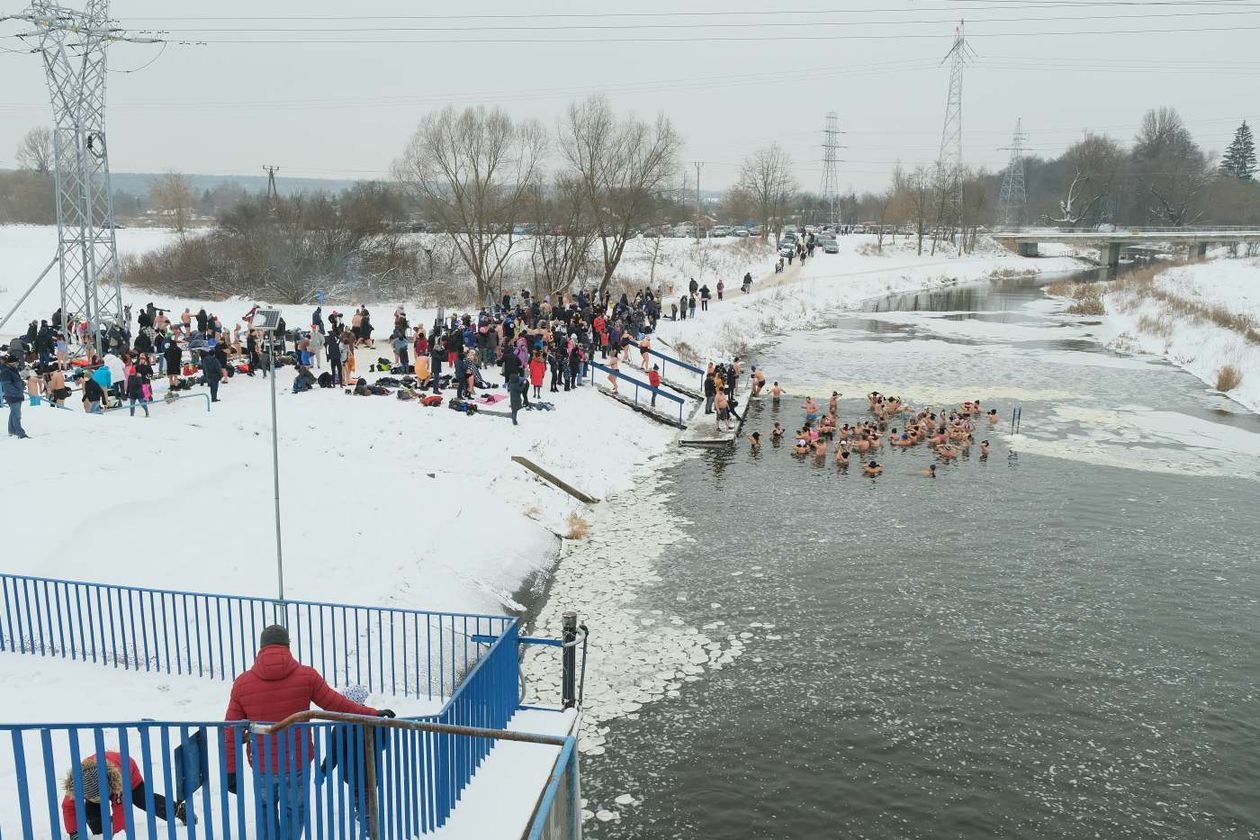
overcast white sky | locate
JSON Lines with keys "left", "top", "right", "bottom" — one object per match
{"left": 2, "top": 0, "right": 1258, "bottom": 193}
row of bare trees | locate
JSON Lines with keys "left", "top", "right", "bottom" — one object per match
{"left": 394, "top": 95, "right": 683, "bottom": 302}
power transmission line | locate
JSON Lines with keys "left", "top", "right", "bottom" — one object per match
{"left": 935, "top": 21, "right": 975, "bottom": 236}
{"left": 820, "top": 112, "right": 847, "bottom": 229}
{"left": 0, "top": 0, "right": 161, "bottom": 340}
{"left": 998, "top": 119, "right": 1028, "bottom": 228}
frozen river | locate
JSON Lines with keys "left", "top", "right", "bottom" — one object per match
{"left": 577, "top": 269, "right": 1260, "bottom": 838}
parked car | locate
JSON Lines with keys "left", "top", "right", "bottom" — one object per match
{"left": 778, "top": 242, "right": 796, "bottom": 257}
{"left": 733, "top": 228, "right": 750, "bottom": 237}
{"left": 709, "top": 225, "right": 733, "bottom": 238}
{"left": 819, "top": 235, "right": 839, "bottom": 254}
{"left": 747, "top": 225, "right": 764, "bottom": 237}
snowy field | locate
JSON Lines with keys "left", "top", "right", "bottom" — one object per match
{"left": 1101, "top": 258, "right": 1260, "bottom": 413}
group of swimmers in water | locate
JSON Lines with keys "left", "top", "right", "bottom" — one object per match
{"left": 747, "top": 389, "right": 1000, "bottom": 477}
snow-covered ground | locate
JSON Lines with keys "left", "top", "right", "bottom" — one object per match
{"left": 1099, "top": 258, "right": 1260, "bottom": 413}
{"left": 653, "top": 234, "right": 1087, "bottom": 360}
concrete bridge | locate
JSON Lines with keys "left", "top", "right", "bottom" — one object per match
{"left": 995, "top": 226, "right": 1260, "bottom": 267}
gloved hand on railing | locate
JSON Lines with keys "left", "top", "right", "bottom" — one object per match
{"left": 376, "top": 709, "right": 396, "bottom": 719}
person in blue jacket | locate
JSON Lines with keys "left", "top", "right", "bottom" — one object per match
{"left": 2, "top": 355, "right": 29, "bottom": 438}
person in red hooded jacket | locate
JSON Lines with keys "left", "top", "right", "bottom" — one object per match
{"left": 223, "top": 625, "right": 394, "bottom": 840}
{"left": 61, "top": 753, "right": 185, "bottom": 837}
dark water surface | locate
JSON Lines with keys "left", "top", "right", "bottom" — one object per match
{"left": 582, "top": 272, "right": 1260, "bottom": 839}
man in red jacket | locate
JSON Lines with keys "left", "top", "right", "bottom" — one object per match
{"left": 224, "top": 625, "right": 394, "bottom": 840}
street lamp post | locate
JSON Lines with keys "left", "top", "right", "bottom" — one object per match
{"left": 254, "top": 309, "right": 286, "bottom": 603}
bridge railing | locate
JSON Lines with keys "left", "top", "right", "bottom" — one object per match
{"left": 587, "top": 361, "right": 686, "bottom": 424}
{"left": 0, "top": 572, "right": 514, "bottom": 701}
{"left": 992, "top": 224, "right": 1260, "bottom": 236}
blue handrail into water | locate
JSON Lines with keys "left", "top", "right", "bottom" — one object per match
{"left": 586, "top": 361, "right": 686, "bottom": 425}
{"left": 644, "top": 347, "right": 704, "bottom": 392}
{"left": 0, "top": 572, "right": 537, "bottom": 837}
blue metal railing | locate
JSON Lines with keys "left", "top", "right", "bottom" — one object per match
{"left": 0, "top": 573, "right": 529, "bottom": 837}
{"left": 0, "top": 573, "right": 513, "bottom": 701}
{"left": 587, "top": 361, "right": 686, "bottom": 425}
{"left": 524, "top": 736, "right": 581, "bottom": 840}
{"left": 645, "top": 347, "right": 705, "bottom": 395}
{"left": 0, "top": 687, "right": 524, "bottom": 839}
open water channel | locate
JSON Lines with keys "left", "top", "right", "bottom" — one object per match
{"left": 577, "top": 270, "right": 1260, "bottom": 838}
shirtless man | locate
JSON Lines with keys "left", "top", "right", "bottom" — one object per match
{"left": 715, "top": 389, "right": 731, "bottom": 431}
{"left": 771, "top": 422, "right": 785, "bottom": 440}
{"left": 803, "top": 397, "right": 819, "bottom": 425}
{"left": 863, "top": 460, "right": 883, "bottom": 477}
{"left": 828, "top": 391, "right": 840, "bottom": 415}
{"left": 748, "top": 431, "right": 762, "bottom": 450}
{"left": 922, "top": 464, "right": 937, "bottom": 478}
{"left": 751, "top": 367, "right": 767, "bottom": 397}
{"left": 771, "top": 381, "right": 783, "bottom": 404}
{"left": 980, "top": 439, "right": 991, "bottom": 459}
{"left": 987, "top": 409, "right": 1000, "bottom": 427}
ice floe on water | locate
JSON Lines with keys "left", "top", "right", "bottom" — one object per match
{"left": 523, "top": 455, "right": 744, "bottom": 763}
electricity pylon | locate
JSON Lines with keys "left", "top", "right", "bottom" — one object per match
{"left": 998, "top": 119, "right": 1028, "bottom": 229}
{"left": 934, "top": 21, "right": 975, "bottom": 239}
{"left": 0, "top": 1, "right": 158, "bottom": 340}
{"left": 820, "top": 112, "right": 845, "bottom": 229}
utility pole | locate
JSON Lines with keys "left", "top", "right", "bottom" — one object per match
{"left": 820, "top": 112, "right": 846, "bottom": 229}
{"left": 934, "top": 21, "right": 975, "bottom": 249}
{"left": 264, "top": 165, "right": 280, "bottom": 207}
{"left": 0, "top": 1, "right": 161, "bottom": 340}
{"left": 998, "top": 119, "right": 1028, "bottom": 230}
{"left": 693, "top": 160, "right": 704, "bottom": 241}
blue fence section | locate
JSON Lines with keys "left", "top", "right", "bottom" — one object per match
{"left": 587, "top": 361, "right": 686, "bottom": 425}
{"left": 0, "top": 623, "right": 523, "bottom": 838}
{"left": 0, "top": 573, "right": 514, "bottom": 702}
{"left": 644, "top": 347, "right": 704, "bottom": 392}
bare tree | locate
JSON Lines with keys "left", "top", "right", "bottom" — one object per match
{"left": 559, "top": 94, "right": 681, "bottom": 294}
{"left": 15, "top": 127, "right": 53, "bottom": 175}
{"left": 1045, "top": 134, "right": 1125, "bottom": 227}
{"left": 1132, "top": 108, "right": 1211, "bottom": 227}
{"left": 149, "top": 170, "right": 195, "bottom": 233}
{"left": 396, "top": 105, "right": 546, "bottom": 303}
{"left": 905, "top": 166, "right": 934, "bottom": 255}
{"left": 737, "top": 144, "right": 797, "bottom": 241}
{"left": 528, "top": 174, "right": 598, "bottom": 297}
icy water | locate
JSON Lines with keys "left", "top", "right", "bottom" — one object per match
{"left": 579, "top": 271, "right": 1260, "bottom": 838}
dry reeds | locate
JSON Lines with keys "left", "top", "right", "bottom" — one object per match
{"left": 1216, "top": 365, "right": 1243, "bottom": 392}
{"left": 1112, "top": 265, "right": 1260, "bottom": 345}
{"left": 565, "top": 513, "right": 590, "bottom": 541}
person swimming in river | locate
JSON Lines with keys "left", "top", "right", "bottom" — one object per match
{"left": 803, "top": 397, "right": 818, "bottom": 425}
{"left": 987, "top": 408, "right": 999, "bottom": 426}
{"left": 980, "top": 439, "right": 991, "bottom": 458}
{"left": 748, "top": 431, "right": 762, "bottom": 450}
{"left": 771, "top": 382, "right": 783, "bottom": 403}
{"left": 922, "top": 464, "right": 937, "bottom": 478}
{"left": 835, "top": 444, "right": 851, "bottom": 467}
{"left": 863, "top": 460, "right": 883, "bottom": 477}
{"left": 771, "top": 422, "right": 784, "bottom": 440}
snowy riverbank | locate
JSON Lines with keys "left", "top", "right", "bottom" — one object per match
{"left": 1098, "top": 258, "right": 1260, "bottom": 414}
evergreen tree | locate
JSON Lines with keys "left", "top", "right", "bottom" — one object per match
{"left": 1220, "top": 121, "right": 1257, "bottom": 181}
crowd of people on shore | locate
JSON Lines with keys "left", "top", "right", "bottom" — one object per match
{"left": 748, "top": 390, "right": 1001, "bottom": 477}
{"left": 5, "top": 272, "right": 768, "bottom": 437}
